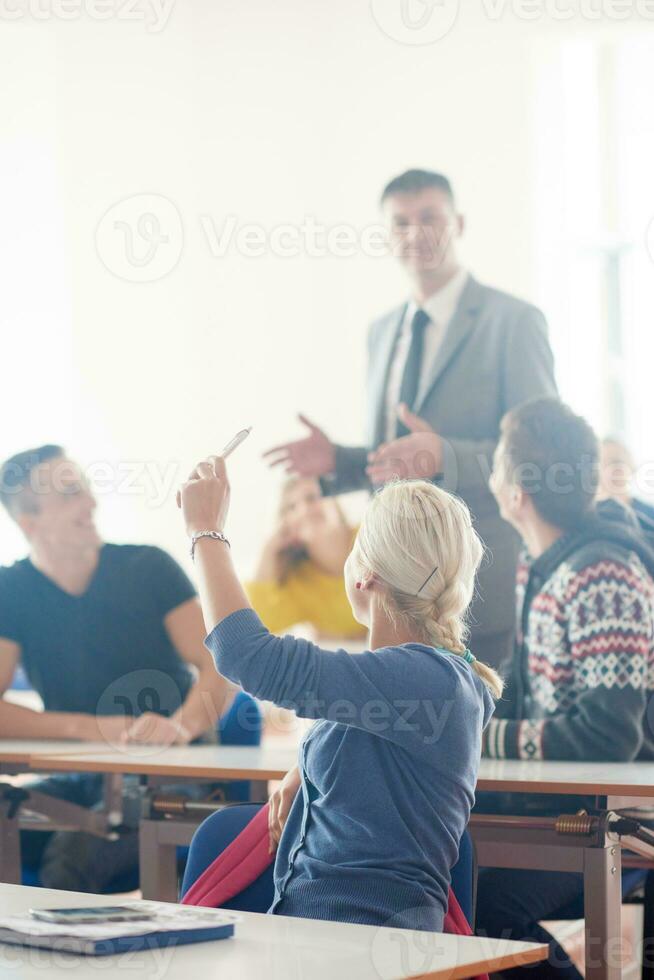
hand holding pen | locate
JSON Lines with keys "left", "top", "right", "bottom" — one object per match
{"left": 176, "top": 427, "right": 252, "bottom": 509}
{"left": 177, "top": 428, "right": 252, "bottom": 535}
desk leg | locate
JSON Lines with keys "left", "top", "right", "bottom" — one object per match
{"left": 139, "top": 819, "right": 179, "bottom": 902}
{"left": 249, "top": 779, "right": 268, "bottom": 803}
{"left": 0, "top": 799, "right": 21, "bottom": 885}
{"left": 584, "top": 844, "right": 622, "bottom": 980}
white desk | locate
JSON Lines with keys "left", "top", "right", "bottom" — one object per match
{"left": 31, "top": 748, "right": 654, "bottom": 800}
{"left": 477, "top": 757, "right": 654, "bottom": 800}
{"left": 0, "top": 883, "right": 548, "bottom": 980}
{"left": 0, "top": 740, "right": 111, "bottom": 770}
{"left": 29, "top": 743, "right": 299, "bottom": 781}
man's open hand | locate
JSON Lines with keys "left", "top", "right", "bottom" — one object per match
{"left": 366, "top": 404, "right": 442, "bottom": 486}
{"left": 264, "top": 415, "right": 335, "bottom": 477}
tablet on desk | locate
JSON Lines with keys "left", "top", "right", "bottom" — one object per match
{"left": 29, "top": 905, "right": 153, "bottom": 925}
{"left": 0, "top": 903, "right": 237, "bottom": 956}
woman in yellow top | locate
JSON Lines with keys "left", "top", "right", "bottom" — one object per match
{"left": 246, "top": 477, "right": 366, "bottom": 639}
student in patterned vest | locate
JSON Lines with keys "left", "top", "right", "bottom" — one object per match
{"left": 475, "top": 396, "right": 654, "bottom": 979}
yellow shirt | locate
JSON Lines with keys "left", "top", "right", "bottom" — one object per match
{"left": 245, "top": 560, "right": 366, "bottom": 639}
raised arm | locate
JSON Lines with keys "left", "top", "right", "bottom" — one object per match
{"left": 204, "top": 606, "right": 458, "bottom": 755}
{"left": 179, "top": 455, "right": 468, "bottom": 757}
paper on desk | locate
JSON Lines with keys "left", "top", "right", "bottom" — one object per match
{"left": 0, "top": 902, "right": 239, "bottom": 941}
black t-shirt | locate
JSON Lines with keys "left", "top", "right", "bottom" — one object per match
{"left": 0, "top": 544, "right": 196, "bottom": 718}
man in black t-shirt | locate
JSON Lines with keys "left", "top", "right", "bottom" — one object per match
{"left": 0, "top": 444, "right": 237, "bottom": 890}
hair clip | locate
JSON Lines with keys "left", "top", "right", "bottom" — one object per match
{"left": 416, "top": 565, "right": 438, "bottom": 595}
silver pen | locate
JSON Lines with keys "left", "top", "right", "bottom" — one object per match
{"left": 177, "top": 426, "right": 252, "bottom": 507}
{"left": 220, "top": 426, "right": 252, "bottom": 459}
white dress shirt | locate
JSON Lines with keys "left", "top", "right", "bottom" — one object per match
{"left": 384, "top": 268, "right": 469, "bottom": 442}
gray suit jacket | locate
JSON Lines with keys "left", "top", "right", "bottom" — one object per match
{"left": 323, "top": 275, "right": 558, "bottom": 654}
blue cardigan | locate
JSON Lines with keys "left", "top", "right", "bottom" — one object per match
{"left": 206, "top": 608, "right": 494, "bottom": 930}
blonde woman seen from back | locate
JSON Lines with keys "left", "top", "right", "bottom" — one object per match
{"left": 246, "top": 477, "right": 365, "bottom": 640}
{"left": 349, "top": 480, "right": 502, "bottom": 697}
{"left": 180, "top": 463, "right": 501, "bottom": 931}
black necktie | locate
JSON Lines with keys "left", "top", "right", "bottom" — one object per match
{"left": 396, "top": 308, "right": 430, "bottom": 437}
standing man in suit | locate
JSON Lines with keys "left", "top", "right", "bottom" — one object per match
{"left": 265, "top": 169, "right": 558, "bottom": 670}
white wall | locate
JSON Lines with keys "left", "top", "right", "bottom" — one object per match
{"left": 2, "top": 3, "right": 653, "bottom": 572}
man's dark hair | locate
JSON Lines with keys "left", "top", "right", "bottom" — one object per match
{"left": 380, "top": 169, "right": 455, "bottom": 206}
{"left": 0, "top": 445, "right": 64, "bottom": 518}
{"left": 500, "top": 398, "right": 598, "bottom": 531}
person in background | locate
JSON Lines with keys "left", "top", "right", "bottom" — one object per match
{"left": 0, "top": 444, "right": 237, "bottom": 891}
{"left": 246, "top": 477, "right": 365, "bottom": 640}
{"left": 476, "top": 398, "right": 654, "bottom": 980}
{"left": 265, "top": 168, "right": 558, "bottom": 671}
{"left": 180, "top": 456, "right": 500, "bottom": 930}
{"left": 598, "top": 435, "right": 654, "bottom": 537}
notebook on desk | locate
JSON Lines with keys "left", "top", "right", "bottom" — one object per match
{"left": 0, "top": 902, "right": 237, "bottom": 956}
